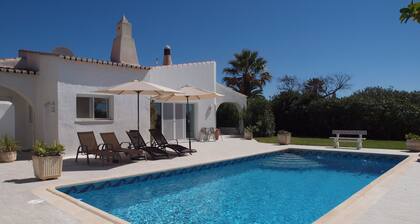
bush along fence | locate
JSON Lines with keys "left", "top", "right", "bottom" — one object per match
{"left": 271, "top": 87, "right": 420, "bottom": 140}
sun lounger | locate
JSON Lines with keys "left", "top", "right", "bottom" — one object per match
{"left": 76, "top": 131, "right": 117, "bottom": 165}
{"left": 100, "top": 132, "right": 146, "bottom": 160}
{"left": 149, "top": 129, "right": 195, "bottom": 155}
{"left": 126, "top": 130, "right": 169, "bottom": 159}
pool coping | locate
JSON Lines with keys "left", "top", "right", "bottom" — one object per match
{"left": 37, "top": 147, "right": 413, "bottom": 224}
{"left": 314, "top": 149, "right": 415, "bottom": 223}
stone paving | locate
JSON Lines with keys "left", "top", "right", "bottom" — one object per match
{"left": 0, "top": 137, "right": 418, "bottom": 224}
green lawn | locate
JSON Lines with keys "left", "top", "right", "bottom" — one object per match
{"left": 254, "top": 136, "right": 406, "bottom": 150}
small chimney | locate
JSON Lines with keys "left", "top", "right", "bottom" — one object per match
{"left": 162, "top": 45, "right": 172, "bottom": 65}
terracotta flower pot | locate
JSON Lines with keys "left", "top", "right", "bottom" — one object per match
{"left": 215, "top": 128, "right": 221, "bottom": 140}
{"left": 406, "top": 140, "right": 420, "bottom": 152}
{"left": 32, "top": 155, "right": 63, "bottom": 180}
{"left": 277, "top": 133, "right": 291, "bottom": 145}
{"left": 0, "top": 151, "right": 17, "bottom": 163}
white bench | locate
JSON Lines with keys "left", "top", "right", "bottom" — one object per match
{"left": 330, "top": 130, "right": 367, "bottom": 149}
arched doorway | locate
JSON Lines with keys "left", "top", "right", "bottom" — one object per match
{"left": 0, "top": 85, "right": 34, "bottom": 149}
{"left": 216, "top": 102, "right": 241, "bottom": 135}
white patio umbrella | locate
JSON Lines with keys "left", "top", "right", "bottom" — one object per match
{"left": 152, "top": 85, "right": 224, "bottom": 150}
{"left": 96, "top": 80, "right": 180, "bottom": 131}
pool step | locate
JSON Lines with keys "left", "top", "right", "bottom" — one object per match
{"left": 260, "top": 153, "right": 324, "bottom": 170}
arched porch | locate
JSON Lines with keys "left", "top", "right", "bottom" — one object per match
{"left": 216, "top": 102, "right": 243, "bottom": 135}
{"left": 0, "top": 72, "right": 36, "bottom": 149}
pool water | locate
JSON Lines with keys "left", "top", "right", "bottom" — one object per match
{"left": 60, "top": 150, "right": 405, "bottom": 224}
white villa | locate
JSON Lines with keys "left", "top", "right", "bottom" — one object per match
{"left": 0, "top": 16, "right": 246, "bottom": 154}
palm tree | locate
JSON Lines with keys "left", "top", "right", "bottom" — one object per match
{"left": 223, "top": 49, "right": 272, "bottom": 98}
{"left": 400, "top": 0, "right": 420, "bottom": 23}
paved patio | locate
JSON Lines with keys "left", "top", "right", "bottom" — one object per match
{"left": 0, "top": 137, "right": 419, "bottom": 224}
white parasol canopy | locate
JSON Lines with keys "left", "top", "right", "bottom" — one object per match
{"left": 96, "top": 80, "right": 181, "bottom": 131}
{"left": 153, "top": 85, "right": 224, "bottom": 102}
{"left": 96, "top": 79, "right": 181, "bottom": 96}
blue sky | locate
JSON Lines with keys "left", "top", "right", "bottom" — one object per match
{"left": 1, "top": 0, "right": 420, "bottom": 97}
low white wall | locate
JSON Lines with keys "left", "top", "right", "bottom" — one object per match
{"left": 0, "top": 101, "right": 15, "bottom": 138}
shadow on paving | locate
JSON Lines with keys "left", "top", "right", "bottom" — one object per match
{"left": 2, "top": 151, "right": 182, "bottom": 184}
{"left": 62, "top": 151, "right": 179, "bottom": 172}
{"left": 16, "top": 151, "right": 33, "bottom": 161}
{"left": 400, "top": 150, "right": 419, "bottom": 154}
{"left": 62, "top": 158, "right": 121, "bottom": 171}
{"left": 4, "top": 178, "right": 39, "bottom": 184}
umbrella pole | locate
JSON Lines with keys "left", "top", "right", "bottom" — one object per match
{"left": 136, "top": 91, "right": 140, "bottom": 131}
{"left": 186, "top": 96, "right": 191, "bottom": 150}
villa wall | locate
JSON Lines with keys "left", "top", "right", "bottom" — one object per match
{"left": 148, "top": 62, "right": 217, "bottom": 138}
{"left": 56, "top": 60, "right": 221, "bottom": 154}
{"left": 1, "top": 53, "right": 245, "bottom": 155}
{"left": 56, "top": 58, "right": 149, "bottom": 154}
{"left": 33, "top": 54, "right": 60, "bottom": 145}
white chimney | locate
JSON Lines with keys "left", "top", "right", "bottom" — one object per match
{"left": 110, "top": 16, "right": 139, "bottom": 64}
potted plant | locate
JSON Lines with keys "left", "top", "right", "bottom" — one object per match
{"left": 405, "top": 133, "right": 420, "bottom": 152}
{"left": 32, "top": 141, "right": 64, "bottom": 180}
{"left": 0, "top": 135, "right": 20, "bottom": 162}
{"left": 244, "top": 126, "right": 257, "bottom": 140}
{"left": 277, "top": 130, "right": 291, "bottom": 145}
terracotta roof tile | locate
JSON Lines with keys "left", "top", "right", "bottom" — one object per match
{"left": 18, "top": 50, "right": 151, "bottom": 71}
{"left": 150, "top": 61, "right": 215, "bottom": 70}
{"left": 0, "top": 66, "right": 37, "bottom": 75}
{"left": 59, "top": 55, "right": 151, "bottom": 70}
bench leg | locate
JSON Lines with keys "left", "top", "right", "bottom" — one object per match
{"left": 357, "top": 140, "right": 362, "bottom": 149}
{"left": 334, "top": 139, "right": 339, "bottom": 148}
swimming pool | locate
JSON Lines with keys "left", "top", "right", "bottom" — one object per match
{"left": 58, "top": 149, "right": 406, "bottom": 223}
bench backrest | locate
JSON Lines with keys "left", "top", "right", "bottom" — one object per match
{"left": 332, "top": 130, "right": 367, "bottom": 136}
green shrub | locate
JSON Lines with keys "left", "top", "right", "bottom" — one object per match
{"left": 0, "top": 135, "right": 20, "bottom": 152}
{"left": 243, "top": 97, "right": 275, "bottom": 137}
{"left": 271, "top": 87, "right": 420, "bottom": 140}
{"left": 245, "top": 125, "right": 258, "bottom": 133}
{"left": 33, "top": 141, "right": 65, "bottom": 157}
{"left": 216, "top": 103, "right": 240, "bottom": 127}
{"left": 277, "top": 130, "right": 291, "bottom": 135}
{"left": 405, "top": 133, "right": 420, "bottom": 140}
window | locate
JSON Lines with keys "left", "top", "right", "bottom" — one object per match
{"left": 94, "top": 98, "right": 109, "bottom": 119}
{"left": 76, "top": 95, "right": 112, "bottom": 120}
{"left": 76, "top": 97, "right": 91, "bottom": 118}
{"left": 151, "top": 102, "right": 195, "bottom": 139}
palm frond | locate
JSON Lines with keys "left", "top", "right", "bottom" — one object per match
{"left": 222, "top": 49, "right": 272, "bottom": 97}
